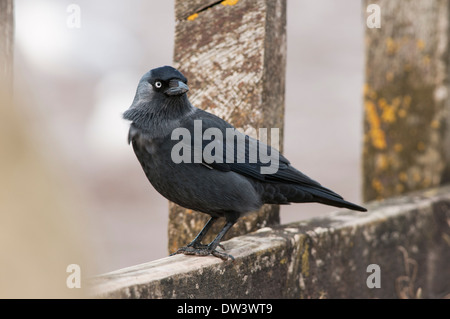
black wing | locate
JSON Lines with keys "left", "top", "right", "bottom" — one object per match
{"left": 177, "top": 109, "right": 366, "bottom": 212}
{"left": 183, "top": 110, "right": 335, "bottom": 191}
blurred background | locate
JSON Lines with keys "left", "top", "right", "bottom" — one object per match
{"left": 11, "top": 0, "right": 364, "bottom": 275}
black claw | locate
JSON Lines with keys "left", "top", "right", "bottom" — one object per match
{"left": 187, "top": 242, "right": 225, "bottom": 251}
{"left": 170, "top": 245, "right": 234, "bottom": 261}
{"left": 211, "top": 250, "right": 235, "bottom": 261}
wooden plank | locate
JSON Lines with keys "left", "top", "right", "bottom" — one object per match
{"left": 91, "top": 186, "right": 450, "bottom": 298}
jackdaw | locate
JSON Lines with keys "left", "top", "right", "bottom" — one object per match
{"left": 123, "top": 66, "right": 366, "bottom": 260}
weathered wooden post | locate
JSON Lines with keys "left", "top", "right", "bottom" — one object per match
{"left": 168, "top": 0, "right": 287, "bottom": 252}
{"left": 0, "top": 0, "right": 13, "bottom": 94}
{"left": 363, "top": 0, "right": 450, "bottom": 201}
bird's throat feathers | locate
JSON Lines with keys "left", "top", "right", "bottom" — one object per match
{"left": 123, "top": 94, "right": 195, "bottom": 137}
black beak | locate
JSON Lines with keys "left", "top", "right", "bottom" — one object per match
{"left": 165, "top": 79, "right": 189, "bottom": 96}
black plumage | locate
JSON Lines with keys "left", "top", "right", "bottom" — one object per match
{"left": 124, "top": 66, "right": 366, "bottom": 260}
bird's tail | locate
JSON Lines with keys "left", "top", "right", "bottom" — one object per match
{"left": 313, "top": 194, "right": 367, "bottom": 212}
{"left": 297, "top": 185, "right": 367, "bottom": 212}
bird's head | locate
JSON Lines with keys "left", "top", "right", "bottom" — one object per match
{"left": 140, "top": 65, "right": 189, "bottom": 98}
{"left": 124, "top": 66, "right": 192, "bottom": 127}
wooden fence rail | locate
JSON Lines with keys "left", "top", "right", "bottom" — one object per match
{"left": 91, "top": 186, "right": 450, "bottom": 299}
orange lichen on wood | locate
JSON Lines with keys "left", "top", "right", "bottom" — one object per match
{"left": 222, "top": 0, "right": 239, "bottom": 5}
{"left": 365, "top": 100, "right": 387, "bottom": 150}
{"left": 416, "top": 39, "right": 425, "bottom": 51}
{"left": 431, "top": 120, "right": 440, "bottom": 129}
{"left": 376, "top": 154, "right": 389, "bottom": 171}
{"left": 372, "top": 178, "right": 384, "bottom": 194}
{"left": 381, "top": 104, "right": 396, "bottom": 123}
{"left": 187, "top": 13, "right": 199, "bottom": 21}
{"left": 394, "top": 143, "right": 403, "bottom": 152}
{"left": 386, "top": 37, "right": 398, "bottom": 55}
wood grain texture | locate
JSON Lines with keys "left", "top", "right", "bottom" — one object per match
{"left": 363, "top": 0, "right": 450, "bottom": 201}
{"left": 169, "top": 0, "right": 286, "bottom": 253}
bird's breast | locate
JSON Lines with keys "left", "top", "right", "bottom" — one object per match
{"left": 131, "top": 134, "right": 262, "bottom": 215}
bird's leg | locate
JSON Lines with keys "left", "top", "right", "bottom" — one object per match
{"left": 170, "top": 217, "right": 221, "bottom": 256}
{"left": 170, "top": 219, "right": 236, "bottom": 261}
{"left": 186, "top": 216, "right": 218, "bottom": 249}
{"left": 207, "top": 220, "right": 236, "bottom": 261}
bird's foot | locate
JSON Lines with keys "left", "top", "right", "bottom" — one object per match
{"left": 186, "top": 242, "right": 226, "bottom": 251}
{"left": 170, "top": 244, "right": 234, "bottom": 261}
